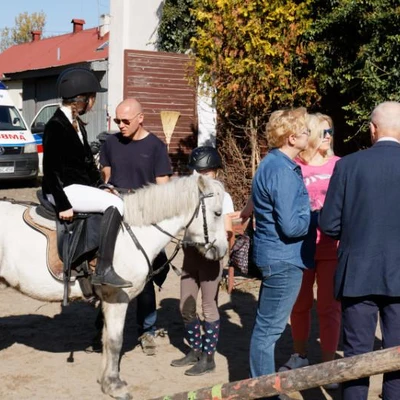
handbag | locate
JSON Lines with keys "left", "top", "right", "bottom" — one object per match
{"left": 228, "top": 216, "right": 261, "bottom": 279}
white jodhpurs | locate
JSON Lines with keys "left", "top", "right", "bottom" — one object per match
{"left": 48, "top": 184, "right": 124, "bottom": 215}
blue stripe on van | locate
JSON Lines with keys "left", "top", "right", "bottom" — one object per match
{"left": 0, "top": 142, "right": 36, "bottom": 146}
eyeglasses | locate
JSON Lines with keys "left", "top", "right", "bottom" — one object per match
{"left": 322, "top": 128, "right": 334, "bottom": 138}
{"left": 300, "top": 129, "right": 311, "bottom": 137}
{"left": 113, "top": 112, "right": 142, "bottom": 126}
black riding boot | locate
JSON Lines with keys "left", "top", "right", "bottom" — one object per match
{"left": 171, "top": 348, "right": 201, "bottom": 367}
{"left": 184, "top": 352, "right": 216, "bottom": 376}
{"left": 184, "top": 319, "right": 219, "bottom": 376}
{"left": 92, "top": 206, "right": 132, "bottom": 288}
{"left": 171, "top": 318, "right": 202, "bottom": 367}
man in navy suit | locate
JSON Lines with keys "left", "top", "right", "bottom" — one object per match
{"left": 319, "top": 101, "right": 400, "bottom": 400}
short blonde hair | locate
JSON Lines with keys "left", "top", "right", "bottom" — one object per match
{"left": 266, "top": 107, "right": 308, "bottom": 149}
{"left": 300, "top": 113, "right": 334, "bottom": 159}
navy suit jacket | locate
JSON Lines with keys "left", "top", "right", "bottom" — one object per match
{"left": 319, "top": 140, "right": 400, "bottom": 299}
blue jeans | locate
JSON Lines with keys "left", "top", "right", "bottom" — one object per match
{"left": 250, "top": 261, "right": 303, "bottom": 391}
{"left": 137, "top": 280, "right": 157, "bottom": 335}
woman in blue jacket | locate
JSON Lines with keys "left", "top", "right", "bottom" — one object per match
{"left": 242, "top": 108, "right": 311, "bottom": 393}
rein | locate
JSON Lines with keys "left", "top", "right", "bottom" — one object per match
{"left": 122, "top": 221, "right": 182, "bottom": 283}
{"left": 122, "top": 190, "right": 216, "bottom": 283}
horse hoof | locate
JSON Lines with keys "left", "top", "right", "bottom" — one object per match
{"left": 102, "top": 377, "right": 131, "bottom": 400}
{"left": 115, "top": 395, "right": 132, "bottom": 400}
{"left": 111, "top": 389, "right": 132, "bottom": 400}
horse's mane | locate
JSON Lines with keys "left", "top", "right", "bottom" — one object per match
{"left": 123, "top": 175, "right": 223, "bottom": 226}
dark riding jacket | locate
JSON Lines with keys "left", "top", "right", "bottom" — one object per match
{"left": 42, "top": 108, "right": 100, "bottom": 213}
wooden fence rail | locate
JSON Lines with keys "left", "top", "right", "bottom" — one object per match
{"left": 149, "top": 346, "right": 400, "bottom": 400}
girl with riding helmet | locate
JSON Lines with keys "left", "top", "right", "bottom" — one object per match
{"left": 42, "top": 67, "right": 132, "bottom": 288}
{"left": 170, "top": 146, "right": 234, "bottom": 376}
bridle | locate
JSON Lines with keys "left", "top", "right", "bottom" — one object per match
{"left": 177, "top": 191, "right": 215, "bottom": 248}
{"left": 122, "top": 190, "right": 217, "bottom": 282}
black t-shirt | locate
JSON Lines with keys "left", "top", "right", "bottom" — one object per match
{"left": 100, "top": 132, "right": 172, "bottom": 190}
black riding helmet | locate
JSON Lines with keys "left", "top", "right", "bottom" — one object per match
{"left": 57, "top": 67, "right": 107, "bottom": 99}
{"left": 188, "top": 146, "right": 223, "bottom": 171}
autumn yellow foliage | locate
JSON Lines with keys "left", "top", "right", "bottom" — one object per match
{"left": 192, "top": 0, "right": 318, "bottom": 120}
{"left": 191, "top": 0, "right": 320, "bottom": 206}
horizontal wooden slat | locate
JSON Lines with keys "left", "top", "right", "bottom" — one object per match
{"left": 126, "top": 62, "right": 194, "bottom": 72}
{"left": 126, "top": 52, "right": 193, "bottom": 61}
{"left": 127, "top": 76, "right": 194, "bottom": 84}
{"left": 128, "top": 92, "right": 194, "bottom": 99}
{"left": 125, "top": 50, "right": 192, "bottom": 61}
{"left": 127, "top": 83, "right": 194, "bottom": 90}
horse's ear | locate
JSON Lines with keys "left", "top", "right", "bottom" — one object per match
{"left": 197, "top": 174, "right": 207, "bottom": 192}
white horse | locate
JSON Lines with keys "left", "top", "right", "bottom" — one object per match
{"left": 0, "top": 174, "right": 228, "bottom": 400}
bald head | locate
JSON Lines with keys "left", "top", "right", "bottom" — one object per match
{"left": 116, "top": 98, "right": 143, "bottom": 115}
{"left": 371, "top": 101, "right": 400, "bottom": 140}
{"left": 114, "top": 98, "right": 147, "bottom": 140}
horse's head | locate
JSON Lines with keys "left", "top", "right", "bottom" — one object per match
{"left": 183, "top": 175, "right": 228, "bottom": 261}
{"left": 122, "top": 174, "right": 228, "bottom": 261}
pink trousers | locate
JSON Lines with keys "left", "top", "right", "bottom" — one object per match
{"left": 290, "top": 259, "right": 341, "bottom": 353}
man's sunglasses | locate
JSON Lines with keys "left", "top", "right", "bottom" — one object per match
{"left": 113, "top": 112, "right": 142, "bottom": 126}
{"left": 113, "top": 118, "right": 134, "bottom": 125}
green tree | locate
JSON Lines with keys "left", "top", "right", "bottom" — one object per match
{"left": 191, "top": 0, "right": 319, "bottom": 205}
{"left": 0, "top": 11, "right": 46, "bottom": 52}
{"left": 157, "top": 0, "right": 196, "bottom": 53}
{"left": 309, "top": 0, "right": 400, "bottom": 146}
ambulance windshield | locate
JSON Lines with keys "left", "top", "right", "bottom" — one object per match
{"left": 0, "top": 105, "right": 27, "bottom": 131}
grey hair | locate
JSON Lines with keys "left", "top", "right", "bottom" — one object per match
{"left": 371, "top": 101, "right": 400, "bottom": 133}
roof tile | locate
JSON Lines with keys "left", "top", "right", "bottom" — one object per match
{"left": 0, "top": 27, "right": 109, "bottom": 77}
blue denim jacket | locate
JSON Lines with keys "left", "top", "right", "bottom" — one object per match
{"left": 252, "top": 149, "right": 311, "bottom": 269}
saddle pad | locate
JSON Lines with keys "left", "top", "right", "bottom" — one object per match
{"left": 23, "top": 208, "right": 64, "bottom": 281}
{"left": 28, "top": 206, "right": 56, "bottom": 230}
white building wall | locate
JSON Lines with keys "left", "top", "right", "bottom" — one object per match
{"left": 4, "top": 81, "right": 23, "bottom": 111}
{"left": 108, "top": 0, "right": 163, "bottom": 130}
{"left": 197, "top": 89, "right": 217, "bottom": 147}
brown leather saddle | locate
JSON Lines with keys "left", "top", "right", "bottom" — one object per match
{"left": 22, "top": 191, "right": 103, "bottom": 302}
{"left": 23, "top": 207, "right": 65, "bottom": 280}
{"left": 23, "top": 207, "right": 98, "bottom": 281}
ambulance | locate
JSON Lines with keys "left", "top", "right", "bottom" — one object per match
{"left": 0, "top": 82, "right": 38, "bottom": 181}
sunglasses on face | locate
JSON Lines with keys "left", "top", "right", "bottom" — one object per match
{"left": 113, "top": 118, "right": 133, "bottom": 125}
{"left": 113, "top": 112, "right": 142, "bottom": 126}
{"left": 322, "top": 128, "right": 334, "bottom": 138}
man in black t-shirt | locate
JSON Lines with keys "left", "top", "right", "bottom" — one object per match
{"left": 101, "top": 99, "right": 172, "bottom": 189}
{"left": 100, "top": 98, "right": 172, "bottom": 355}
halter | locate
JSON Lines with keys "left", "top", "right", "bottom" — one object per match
{"left": 122, "top": 190, "right": 217, "bottom": 283}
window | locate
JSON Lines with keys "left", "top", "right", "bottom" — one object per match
{"left": 0, "top": 106, "right": 27, "bottom": 131}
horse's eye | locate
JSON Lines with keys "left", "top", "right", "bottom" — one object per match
{"left": 215, "top": 211, "right": 222, "bottom": 217}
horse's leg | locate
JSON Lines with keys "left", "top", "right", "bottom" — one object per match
{"left": 99, "top": 289, "right": 131, "bottom": 400}
{"left": 98, "top": 311, "right": 108, "bottom": 384}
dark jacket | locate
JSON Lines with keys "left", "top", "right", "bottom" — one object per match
{"left": 42, "top": 108, "right": 100, "bottom": 212}
{"left": 319, "top": 140, "right": 400, "bottom": 299}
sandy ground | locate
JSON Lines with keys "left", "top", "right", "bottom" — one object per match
{"left": 0, "top": 180, "right": 384, "bottom": 400}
